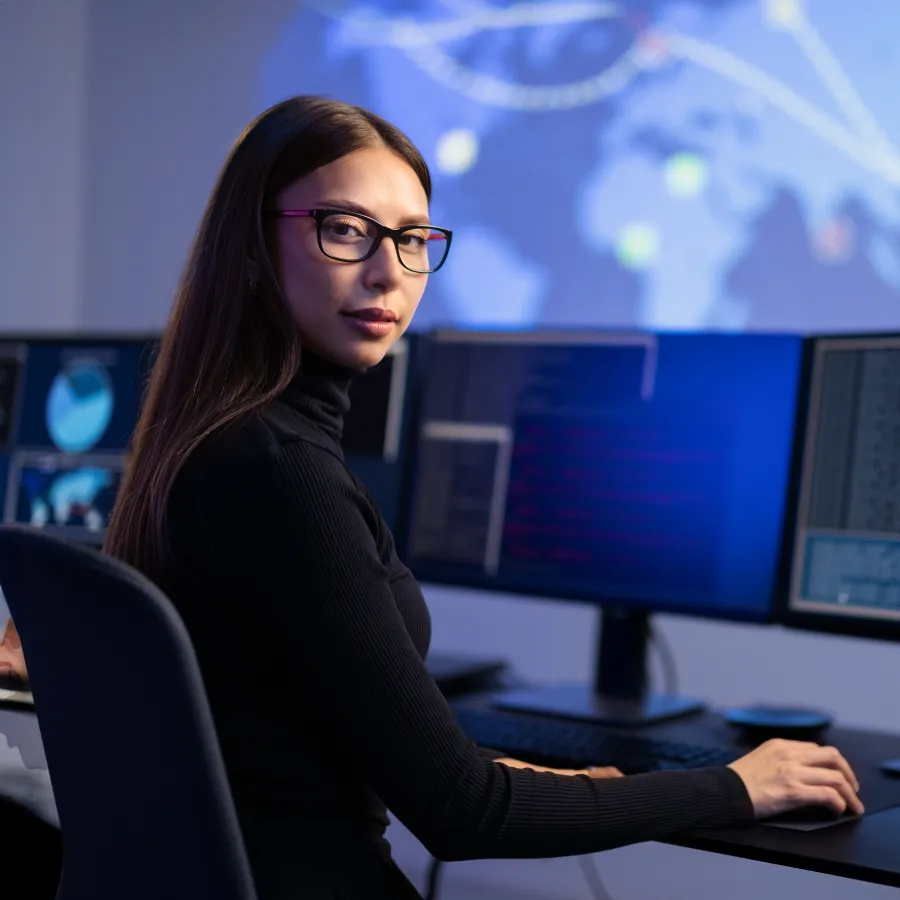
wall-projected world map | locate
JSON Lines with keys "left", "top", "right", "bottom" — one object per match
{"left": 262, "top": 0, "right": 900, "bottom": 332}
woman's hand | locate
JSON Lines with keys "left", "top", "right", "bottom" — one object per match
{"left": 727, "top": 738, "right": 864, "bottom": 819}
{"left": 495, "top": 757, "right": 623, "bottom": 778}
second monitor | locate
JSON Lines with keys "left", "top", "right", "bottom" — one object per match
{"left": 400, "top": 328, "right": 807, "bottom": 724}
{"left": 785, "top": 332, "right": 900, "bottom": 641}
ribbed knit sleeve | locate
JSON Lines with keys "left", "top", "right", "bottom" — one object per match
{"left": 477, "top": 747, "right": 507, "bottom": 761}
{"left": 202, "top": 436, "right": 754, "bottom": 862}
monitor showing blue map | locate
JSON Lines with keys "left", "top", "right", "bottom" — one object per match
{"left": 6, "top": 452, "right": 125, "bottom": 543}
{"left": 0, "top": 337, "right": 156, "bottom": 544}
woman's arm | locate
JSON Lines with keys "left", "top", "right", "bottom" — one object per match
{"left": 495, "top": 758, "right": 623, "bottom": 778}
{"left": 184, "top": 435, "right": 754, "bottom": 862}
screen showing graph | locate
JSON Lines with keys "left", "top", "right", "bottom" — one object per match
{"left": 789, "top": 335, "right": 900, "bottom": 626}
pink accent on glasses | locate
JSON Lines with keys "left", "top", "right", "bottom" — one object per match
{"left": 272, "top": 209, "right": 445, "bottom": 235}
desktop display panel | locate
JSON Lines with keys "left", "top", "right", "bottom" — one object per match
{"left": 342, "top": 333, "right": 425, "bottom": 533}
{"left": 0, "top": 332, "right": 414, "bottom": 545}
{"left": 0, "top": 336, "right": 156, "bottom": 546}
{"left": 401, "top": 328, "right": 806, "bottom": 625}
{"left": 785, "top": 333, "right": 900, "bottom": 642}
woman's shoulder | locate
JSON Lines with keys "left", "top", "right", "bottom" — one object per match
{"left": 183, "top": 410, "right": 277, "bottom": 470}
{"left": 179, "top": 409, "right": 347, "bottom": 491}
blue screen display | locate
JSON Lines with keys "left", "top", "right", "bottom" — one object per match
{"left": 15, "top": 341, "right": 153, "bottom": 454}
{"left": 0, "top": 338, "right": 155, "bottom": 543}
{"left": 403, "top": 331, "right": 804, "bottom": 622}
{"left": 264, "top": 2, "right": 900, "bottom": 335}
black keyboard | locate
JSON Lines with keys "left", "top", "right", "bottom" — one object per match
{"left": 456, "top": 706, "right": 739, "bottom": 774}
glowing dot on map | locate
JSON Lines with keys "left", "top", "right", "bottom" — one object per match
{"left": 435, "top": 129, "right": 479, "bottom": 175}
{"left": 664, "top": 152, "right": 708, "bottom": 199}
{"left": 811, "top": 217, "right": 855, "bottom": 264}
{"left": 616, "top": 223, "right": 659, "bottom": 271}
{"left": 763, "top": 0, "right": 804, "bottom": 31}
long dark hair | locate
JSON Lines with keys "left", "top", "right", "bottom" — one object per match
{"left": 104, "top": 95, "right": 432, "bottom": 580}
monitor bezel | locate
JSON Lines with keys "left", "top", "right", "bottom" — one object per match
{"left": 778, "top": 330, "right": 900, "bottom": 644}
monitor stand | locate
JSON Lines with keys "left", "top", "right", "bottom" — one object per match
{"left": 493, "top": 608, "right": 705, "bottom": 727}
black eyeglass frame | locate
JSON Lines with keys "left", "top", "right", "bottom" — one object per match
{"left": 265, "top": 207, "right": 453, "bottom": 274}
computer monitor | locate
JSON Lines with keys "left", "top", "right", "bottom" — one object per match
{"left": 784, "top": 333, "right": 900, "bottom": 643}
{"left": 0, "top": 335, "right": 157, "bottom": 546}
{"left": 399, "top": 328, "right": 807, "bottom": 724}
{"left": 342, "top": 333, "right": 426, "bottom": 532}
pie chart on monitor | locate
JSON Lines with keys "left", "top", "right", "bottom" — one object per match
{"left": 46, "top": 359, "right": 114, "bottom": 453}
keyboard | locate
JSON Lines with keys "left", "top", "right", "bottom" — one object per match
{"left": 455, "top": 706, "right": 739, "bottom": 774}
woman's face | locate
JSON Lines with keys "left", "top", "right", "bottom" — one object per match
{"left": 269, "top": 145, "right": 432, "bottom": 371}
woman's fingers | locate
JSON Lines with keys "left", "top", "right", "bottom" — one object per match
{"left": 800, "top": 745, "right": 860, "bottom": 793}
{"left": 798, "top": 766, "right": 864, "bottom": 815}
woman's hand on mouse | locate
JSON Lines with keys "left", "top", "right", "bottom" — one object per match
{"left": 727, "top": 738, "right": 864, "bottom": 818}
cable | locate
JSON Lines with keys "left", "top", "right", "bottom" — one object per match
{"left": 648, "top": 622, "right": 679, "bottom": 695}
{"left": 496, "top": 666, "right": 532, "bottom": 691}
{"left": 423, "top": 856, "right": 444, "bottom": 900}
{"left": 578, "top": 854, "right": 616, "bottom": 900}
{"left": 425, "top": 668, "right": 531, "bottom": 899}
{"left": 430, "top": 645, "right": 674, "bottom": 900}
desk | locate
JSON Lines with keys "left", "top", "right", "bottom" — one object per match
{"left": 451, "top": 696, "right": 900, "bottom": 890}
{"left": 651, "top": 713, "right": 900, "bottom": 889}
{"left": 4, "top": 697, "right": 900, "bottom": 890}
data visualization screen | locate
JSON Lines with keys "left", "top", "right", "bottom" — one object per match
{"left": 789, "top": 335, "right": 900, "bottom": 628}
{"left": 402, "top": 329, "right": 805, "bottom": 622}
{"left": 0, "top": 337, "right": 156, "bottom": 544}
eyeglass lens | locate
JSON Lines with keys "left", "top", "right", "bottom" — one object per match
{"left": 319, "top": 212, "right": 448, "bottom": 272}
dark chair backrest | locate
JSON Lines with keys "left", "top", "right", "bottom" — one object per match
{"left": 0, "top": 524, "right": 258, "bottom": 900}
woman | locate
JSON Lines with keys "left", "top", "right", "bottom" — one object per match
{"left": 104, "top": 95, "right": 862, "bottom": 899}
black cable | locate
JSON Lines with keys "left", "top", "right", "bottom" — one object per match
{"left": 429, "top": 645, "right": 674, "bottom": 900}
{"left": 578, "top": 854, "right": 615, "bottom": 900}
{"left": 496, "top": 667, "right": 531, "bottom": 691}
{"left": 423, "top": 856, "right": 443, "bottom": 900}
{"left": 649, "top": 622, "right": 678, "bottom": 695}
{"left": 425, "top": 669, "right": 532, "bottom": 900}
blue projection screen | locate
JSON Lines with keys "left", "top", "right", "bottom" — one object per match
{"left": 262, "top": 0, "right": 900, "bottom": 333}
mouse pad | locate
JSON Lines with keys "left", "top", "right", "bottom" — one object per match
{"left": 761, "top": 776, "right": 900, "bottom": 831}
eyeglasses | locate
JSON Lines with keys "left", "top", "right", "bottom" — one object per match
{"left": 266, "top": 208, "right": 453, "bottom": 274}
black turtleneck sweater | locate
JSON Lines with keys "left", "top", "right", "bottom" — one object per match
{"left": 159, "top": 352, "right": 755, "bottom": 900}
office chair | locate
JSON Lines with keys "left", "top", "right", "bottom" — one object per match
{"left": 0, "top": 524, "right": 258, "bottom": 900}
{"left": 0, "top": 792, "right": 62, "bottom": 900}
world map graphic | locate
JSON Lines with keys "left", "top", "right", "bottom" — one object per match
{"left": 262, "top": 0, "right": 900, "bottom": 332}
